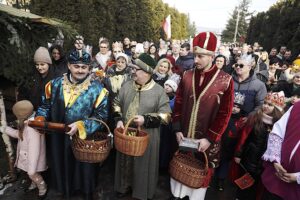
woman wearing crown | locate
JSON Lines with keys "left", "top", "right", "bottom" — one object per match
{"left": 233, "top": 91, "right": 285, "bottom": 200}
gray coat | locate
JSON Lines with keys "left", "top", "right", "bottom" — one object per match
{"left": 232, "top": 71, "right": 267, "bottom": 115}
{"left": 113, "top": 79, "right": 171, "bottom": 200}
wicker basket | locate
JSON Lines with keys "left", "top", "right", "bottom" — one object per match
{"left": 169, "top": 151, "right": 208, "bottom": 188}
{"left": 72, "top": 118, "right": 112, "bottom": 163}
{"left": 114, "top": 117, "right": 149, "bottom": 156}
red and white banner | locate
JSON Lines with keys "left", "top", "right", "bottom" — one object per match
{"left": 163, "top": 15, "right": 171, "bottom": 39}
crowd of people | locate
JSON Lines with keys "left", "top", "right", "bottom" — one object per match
{"left": 0, "top": 31, "right": 299, "bottom": 200}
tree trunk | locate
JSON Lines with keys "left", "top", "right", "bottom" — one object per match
{"left": 0, "top": 91, "right": 16, "bottom": 178}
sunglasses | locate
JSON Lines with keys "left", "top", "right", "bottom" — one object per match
{"left": 234, "top": 64, "right": 244, "bottom": 68}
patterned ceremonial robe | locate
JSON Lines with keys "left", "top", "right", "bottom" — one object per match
{"left": 172, "top": 65, "right": 234, "bottom": 187}
{"left": 36, "top": 73, "right": 108, "bottom": 197}
{"left": 113, "top": 79, "right": 171, "bottom": 200}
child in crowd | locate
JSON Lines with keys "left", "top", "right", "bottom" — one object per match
{"left": 214, "top": 92, "right": 246, "bottom": 191}
{"left": 159, "top": 74, "right": 180, "bottom": 170}
{"left": 152, "top": 58, "right": 173, "bottom": 87}
{"left": 0, "top": 101, "right": 47, "bottom": 198}
{"left": 233, "top": 92, "right": 285, "bottom": 200}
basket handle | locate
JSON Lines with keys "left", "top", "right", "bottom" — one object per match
{"left": 203, "top": 151, "right": 208, "bottom": 170}
{"left": 86, "top": 118, "right": 112, "bottom": 136}
{"left": 123, "top": 117, "right": 141, "bottom": 134}
{"left": 175, "top": 150, "right": 209, "bottom": 170}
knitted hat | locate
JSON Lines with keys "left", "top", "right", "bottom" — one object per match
{"left": 12, "top": 100, "right": 34, "bottom": 120}
{"left": 34, "top": 47, "right": 52, "bottom": 64}
{"left": 265, "top": 91, "right": 285, "bottom": 111}
{"left": 193, "top": 32, "right": 217, "bottom": 56}
{"left": 164, "top": 74, "right": 181, "bottom": 92}
{"left": 135, "top": 53, "right": 156, "bottom": 74}
{"left": 68, "top": 49, "right": 91, "bottom": 65}
{"left": 116, "top": 53, "right": 129, "bottom": 64}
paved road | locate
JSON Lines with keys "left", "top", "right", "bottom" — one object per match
{"left": 0, "top": 148, "right": 236, "bottom": 200}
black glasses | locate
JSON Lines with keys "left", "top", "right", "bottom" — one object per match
{"left": 234, "top": 64, "right": 244, "bottom": 68}
{"left": 131, "top": 67, "right": 142, "bottom": 72}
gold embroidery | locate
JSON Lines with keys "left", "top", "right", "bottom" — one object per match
{"left": 45, "top": 81, "right": 51, "bottom": 99}
{"left": 146, "top": 113, "right": 171, "bottom": 125}
{"left": 208, "top": 128, "right": 219, "bottom": 135}
{"left": 62, "top": 74, "right": 92, "bottom": 107}
{"left": 158, "top": 113, "right": 171, "bottom": 124}
{"left": 133, "top": 79, "right": 156, "bottom": 91}
{"left": 76, "top": 120, "right": 86, "bottom": 139}
{"left": 94, "top": 88, "right": 108, "bottom": 108}
{"left": 188, "top": 69, "right": 221, "bottom": 138}
{"left": 110, "top": 75, "right": 125, "bottom": 93}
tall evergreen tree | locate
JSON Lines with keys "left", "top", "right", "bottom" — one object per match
{"left": 187, "top": 14, "right": 197, "bottom": 37}
{"left": 221, "top": 0, "right": 252, "bottom": 43}
{"left": 246, "top": 0, "right": 300, "bottom": 55}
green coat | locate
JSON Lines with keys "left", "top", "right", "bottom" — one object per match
{"left": 113, "top": 79, "right": 171, "bottom": 200}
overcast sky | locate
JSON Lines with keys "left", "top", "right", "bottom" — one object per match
{"left": 162, "top": 0, "right": 278, "bottom": 31}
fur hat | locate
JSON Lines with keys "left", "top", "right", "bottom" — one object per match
{"left": 116, "top": 53, "right": 129, "bottom": 64}
{"left": 12, "top": 100, "right": 34, "bottom": 120}
{"left": 34, "top": 47, "right": 52, "bottom": 64}
{"left": 68, "top": 49, "right": 91, "bottom": 65}
{"left": 164, "top": 74, "right": 181, "bottom": 92}
{"left": 193, "top": 32, "right": 217, "bottom": 56}
{"left": 265, "top": 91, "right": 285, "bottom": 111}
{"left": 135, "top": 53, "right": 156, "bottom": 74}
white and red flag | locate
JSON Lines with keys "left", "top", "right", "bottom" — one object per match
{"left": 162, "top": 15, "right": 171, "bottom": 39}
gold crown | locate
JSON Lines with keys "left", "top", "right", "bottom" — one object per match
{"left": 265, "top": 91, "right": 285, "bottom": 110}
{"left": 112, "top": 41, "right": 123, "bottom": 49}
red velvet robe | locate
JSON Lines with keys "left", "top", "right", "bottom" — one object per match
{"left": 173, "top": 65, "right": 234, "bottom": 186}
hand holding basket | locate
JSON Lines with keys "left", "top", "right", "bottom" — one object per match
{"left": 114, "top": 117, "right": 149, "bottom": 156}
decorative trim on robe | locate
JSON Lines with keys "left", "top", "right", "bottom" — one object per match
{"left": 76, "top": 120, "right": 86, "bottom": 139}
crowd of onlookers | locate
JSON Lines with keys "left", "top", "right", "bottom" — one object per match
{"left": 1, "top": 34, "right": 300, "bottom": 200}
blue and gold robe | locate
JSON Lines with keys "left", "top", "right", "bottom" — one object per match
{"left": 36, "top": 73, "right": 108, "bottom": 197}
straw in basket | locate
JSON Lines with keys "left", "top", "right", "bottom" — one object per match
{"left": 71, "top": 118, "right": 112, "bottom": 163}
{"left": 169, "top": 151, "right": 208, "bottom": 188}
{"left": 114, "top": 117, "right": 149, "bottom": 156}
